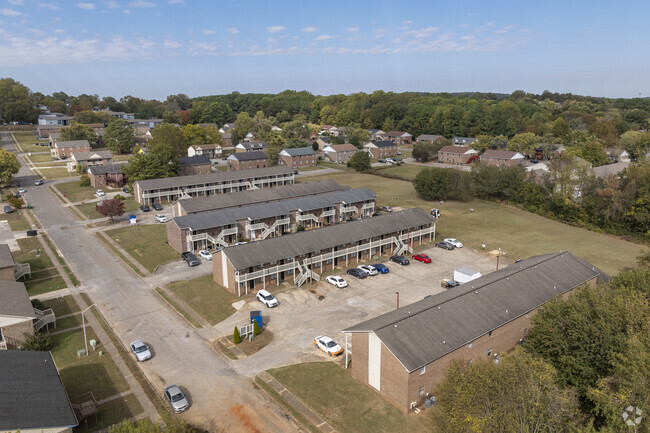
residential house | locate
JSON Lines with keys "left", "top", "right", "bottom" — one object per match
{"left": 87, "top": 164, "right": 126, "bottom": 188}
{"left": 604, "top": 148, "right": 631, "bottom": 163}
{"left": 51, "top": 140, "right": 91, "bottom": 159}
{"left": 364, "top": 141, "right": 398, "bottom": 159}
{"left": 343, "top": 252, "right": 609, "bottom": 412}
{"left": 386, "top": 131, "right": 413, "bottom": 145}
{"left": 227, "top": 151, "right": 269, "bottom": 171}
{"left": 188, "top": 144, "right": 222, "bottom": 158}
{"left": 437, "top": 145, "right": 478, "bottom": 164}
{"left": 368, "top": 129, "right": 388, "bottom": 141}
{"left": 452, "top": 137, "right": 477, "bottom": 146}
{"left": 67, "top": 151, "right": 113, "bottom": 172}
{"left": 479, "top": 149, "right": 526, "bottom": 167}
{"left": 179, "top": 156, "right": 212, "bottom": 176}
{"left": 416, "top": 134, "right": 443, "bottom": 143}
{"left": 0, "top": 244, "right": 17, "bottom": 281}
{"left": 36, "top": 125, "right": 61, "bottom": 138}
{"left": 221, "top": 132, "right": 233, "bottom": 147}
{"left": 0, "top": 281, "right": 37, "bottom": 349}
{"left": 130, "top": 118, "right": 162, "bottom": 128}
{"left": 323, "top": 143, "right": 359, "bottom": 164}
{"left": 235, "top": 141, "right": 268, "bottom": 153}
{"left": 48, "top": 132, "right": 61, "bottom": 147}
{"left": 37, "top": 113, "right": 72, "bottom": 126}
{"left": 315, "top": 136, "right": 332, "bottom": 150}
{"left": 592, "top": 162, "right": 630, "bottom": 179}
{"left": 278, "top": 147, "right": 317, "bottom": 168}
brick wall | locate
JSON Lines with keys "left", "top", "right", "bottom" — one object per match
{"left": 0, "top": 265, "right": 15, "bottom": 281}
{"left": 1, "top": 319, "right": 34, "bottom": 349}
{"left": 166, "top": 221, "right": 186, "bottom": 253}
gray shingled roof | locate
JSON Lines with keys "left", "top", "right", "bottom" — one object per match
{"left": 0, "top": 244, "right": 15, "bottom": 268}
{"left": 173, "top": 188, "right": 376, "bottom": 231}
{"left": 344, "top": 252, "right": 610, "bottom": 372}
{"left": 71, "top": 151, "right": 112, "bottom": 161}
{"left": 223, "top": 208, "right": 434, "bottom": 270}
{"left": 0, "top": 351, "right": 78, "bottom": 430}
{"left": 134, "top": 166, "right": 292, "bottom": 190}
{"left": 179, "top": 156, "right": 211, "bottom": 166}
{"left": 280, "top": 147, "right": 316, "bottom": 157}
{"left": 416, "top": 134, "right": 443, "bottom": 142}
{"left": 371, "top": 140, "right": 397, "bottom": 148}
{"left": 88, "top": 164, "right": 123, "bottom": 175}
{"left": 55, "top": 140, "right": 89, "bottom": 148}
{"left": 480, "top": 150, "right": 524, "bottom": 160}
{"left": 228, "top": 151, "right": 268, "bottom": 162}
{"left": 178, "top": 180, "right": 346, "bottom": 214}
{"left": 0, "top": 281, "right": 36, "bottom": 319}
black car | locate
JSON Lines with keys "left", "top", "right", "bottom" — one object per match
{"left": 436, "top": 241, "right": 455, "bottom": 250}
{"left": 181, "top": 252, "right": 200, "bottom": 267}
{"left": 346, "top": 268, "right": 368, "bottom": 279}
{"left": 152, "top": 203, "right": 163, "bottom": 211}
{"left": 140, "top": 205, "right": 150, "bottom": 212}
{"left": 390, "top": 255, "right": 410, "bottom": 266}
{"left": 4, "top": 205, "right": 13, "bottom": 214}
{"left": 122, "top": 187, "right": 130, "bottom": 193}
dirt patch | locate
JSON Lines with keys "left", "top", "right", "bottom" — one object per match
{"left": 237, "top": 329, "right": 273, "bottom": 356}
{"left": 230, "top": 405, "right": 264, "bottom": 433}
{"left": 309, "top": 288, "right": 325, "bottom": 301}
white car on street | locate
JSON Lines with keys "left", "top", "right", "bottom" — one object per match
{"left": 357, "top": 264, "right": 378, "bottom": 276}
{"left": 129, "top": 340, "right": 151, "bottom": 361}
{"left": 155, "top": 214, "right": 168, "bottom": 223}
{"left": 326, "top": 275, "right": 348, "bottom": 288}
{"left": 17, "top": 188, "right": 26, "bottom": 194}
{"left": 198, "top": 250, "right": 212, "bottom": 260}
{"left": 256, "top": 289, "right": 278, "bottom": 308}
{"left": 444, "top": 238, "right": 463, "bottom": 248}
{"left": 314, "top": 336, "right": 343, "bottom": 356}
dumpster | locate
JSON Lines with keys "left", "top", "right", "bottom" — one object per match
{"left": 26, "top": 229, "right": 37, "bottom": 237}
{"left": 250, "top": 310, "right": 263, "bottom": 328}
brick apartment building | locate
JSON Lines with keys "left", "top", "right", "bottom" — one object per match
{"left": 364, "top": 141, "right": 398, "bottom": 159}
{"left": 179, "top": 156, "right": 212, "bottom": 176}
{"left": 278, "top": 147, "right": 317, "bottom": 168}
{"left": 227, "top": 151, "right": 269, "bottom": 171}
{"left": 323, "top": 144, "right": 358, "bottom": 164}
{"left": 51, "top": 140, "right": 91, "bottom": 159}
{"left": 385, "top": 131, "right": 413, "bottom": 145}
{"left": 437, "top": 145, "right": 478, "bottom": 164}
{"left": 87, "top": 164, "right": 127, "bottom": 188}
{"left": 479, "top": 150, "right": 526, "bottom": 167}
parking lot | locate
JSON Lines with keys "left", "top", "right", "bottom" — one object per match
{"left": 212, "top": 244, "right": 505, "bottom": 377}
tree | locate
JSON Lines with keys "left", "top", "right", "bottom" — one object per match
{"left": 122, "top": 142, "right": 178, "bottom": 183}
{"left": 413, "top": 168, "right": 472, "bottom": 201}
{"left": 347, "top": 151, "right": 371, "bottom": 172}
{"left": 346, "top": 127, "right": 371, "bottom": 149}
{"left": 412, "top": 140, "right": 446, "bottom": 163}
{"left": 471, "top": 164, "right": 525, "bottom": 200}
{"left": 233, "top": 326, "right": 241, "bottom": 344}
{"left": 253, "top": 319, "right": 260, "bottom": 336}
{"left": 508, "top": 132, "right": 540, "bottom": 156}
{"left": 181, "top": 124, "right": 209, "bottom": 147}
{"left": 0, "top": 78, "right": 39, "bottom": 123}
{"left": 150, "top": 123, "right": 185, "bottom": 156}
{"left": 20, "top": 332, "right": 52, "bottom": 351}
{"left": 96, "top": 198, "right": 125, "bottom": 222}
{"left": 0, "top": 149, "right": 20, "bottom": 184}
{"left": 60, "top": 124, "right": 97, "bottom": 146}
{"left": 103, "top": 119, "right": 135, "bottom": 154}
{"left": 200, "top": 101, "right": 234, "bottom": 126}
{"left": 233, "top": 112, "right": 254, "bottom": 143}
{"left": 79, "top": 174, "right": 90, "bottom": 187}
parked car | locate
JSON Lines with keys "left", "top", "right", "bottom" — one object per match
{"left": 371, "top": 263, "right": 390, "bottom": 274}
{"left": 34, "top": 179, "right": 44, "bottom": 186}
{"left": 444, "top": 238, "right": 463, "bottom": 248}
{"left": 164, "top": 385, "right": 189, "bottom": 413}
{"left": 412, "top": 253, "right": 432, "bottom": 263}
{"left": 346, "top": 268, "right": 368, "bottom": 279}
{"left": 96, "top": 189, "right": 105, "bottom": 197}
{"left": 394, "top": 157, "right": 403, "bottom": 162}
{"left": 357, "top": 264, "right": 378, "bottom": 276}
{"left": 256, "top": 289, "right": 278, "bottom": 307}
{"left": 152, "top": 203, "right": 163, "bottom": 211}
{"left": 17, "top": 188, "right": 25, "bottom": 194}
{"left": 155, "top": 214, "right": 168, "bottom": 223}
{"left": 378, "top": 159, "right": 385, "bottom": 163}
{"left": 129, "top": 340, "right": 151, "bottom": 362}
{"left": 140, "top": 205, "right": 150, "bottom": 212}
{"left": 385, "top": 158, "right": 394, "bottom": 163}
{"left": 325, "top": 275, "right": 348, "bottom": 288}
{"left": 122, "top": 187, "right": 130, "bottom": 193}
{"left": 436, "top": 241, "right": 455, "bottom": 250}
{"left": 181, "top": 252, "right": 200, "bottom": 267}
{"left": 293, "top": 169, "right": 299, "bottom": 175}
{"left": 314, "top": 336, "right": 343, "bottom": 356}
{"left": 431, "top": 208, "right": 441, "bottom": 218}
{"left": 198, "top": 250, "right": 212, "bottom": 260}
{"left": 4, "top": 206, "right": 12, "bottom": 214}
{"left": 390, "top": 255, "right": 409, "bottom": 266}
{"left": 379, "top": 206, "right": 393, "bottom": 212}
{"left": 440, "top": 279, "right": 461, "bottom": 289}
{"left": 60, "top": 155, "right": 67, "bottom": 160}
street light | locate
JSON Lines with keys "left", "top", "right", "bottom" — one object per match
{"left": 81, "top": 304, "right": 97, "bottom": 357}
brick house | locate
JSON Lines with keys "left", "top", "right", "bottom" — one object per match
{"left": 364, "top": 141, "right": 398, "bottom": 158}
{"left": 235, "top": 141, "right": 268, "bottom": 153}
{"left": 0, "top": 281, "right": 37, "bottom": 349}
{"left": 179, "top": 156, "right": 212, "bottom": 176}
{"left": 323, "top": 143, "right": 359, "bottom": 163}
{"left": 188, "top": 144, "right": 222, "bottom": 158}
{"left": 343, "top": 252, "right": 609, "bottom": 412}
{"left": 51, "top": 140, "right": 91, "bottom": 159}
{"left": 368, "top": 129, "right": 388, "bottom": 141}
{"left": 437, "top": 145, "right": 478, "bottom": 164}
{"left": 67, "top": 151, "right": 113, "bottom": 172}
{"left": 221, "top": 132, "right": 233, "bottom": 147}
{"left": 479, "top": 149, "right": 526, "bottom": 167}
{"left": 0, "top": 244, "right": 16, "bottom": 281}
{"left": 227, "top": 151, "right": 269, "bottom": 171}
{"left": 416, "top": 134, "right": 443, "bottom": 143}
{"left": 87, "top": 164, "right": 127, "bottom": 188}
{"left": 385, "top": 131, "right": 413, "bottom": 145}
{"left": 278, "top": 147, "right": 317, "bottom": 168}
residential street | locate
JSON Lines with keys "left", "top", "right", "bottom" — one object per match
{"left": 2, "top": 132, "right": 298, "bottom": 433}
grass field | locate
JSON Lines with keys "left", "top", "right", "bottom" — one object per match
{"left": 37, "top": 167, "right": 78, "bottom": 179}
{"left": 26, "top": 152, "right": 55, "bottom": 163}
{"left": 268, "top": 363, "right": 433, "bottom": 433}
{"left": 42, "top": 295, "right": 81, "bottom": 316}
{"left": 12, "top": 131, "right": 47, "bottom": 153}
{"left": 166, "top": 275, "right": 236, "bottom": 325}
{"left": 301, "top": 172, "right": 647, "bottom": 276}
{"left": 56, "top": 180, "right": 98, "bottom": 203}
{"left": 373, "top": 164, "right": 424, "bottom": 181}
{"left": 14, "top": 237, "right": 67, "bottom": 295}
{"left": 76, "top": 198, "right": 140, "bottom": 220}
{"left": 105, "top": 224, "right": 179, "bottom": 272}
{"left": 76, "top": 394, "right": 144, "bottom": 433}
{"left": 1, "top": 209, "right": 32, "bottom": 231}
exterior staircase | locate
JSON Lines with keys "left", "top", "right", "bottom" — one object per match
{"left": 14, "top": 263, "right": 31, "bottom": 280}
{"left": 33, "top": 308, "right": 56, "bottom": 332}
{"left": 261, "top": 217, "right": 290, "bottom": 239}
{"left": 394, "top": 237, "right": 412, "bottom": 256}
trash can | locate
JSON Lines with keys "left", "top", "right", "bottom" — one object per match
{"left": 26, "top": 229, "right": 37, "bottom": 237}
{"left": 250, "top": 310, "right": 262, "bottom": 328}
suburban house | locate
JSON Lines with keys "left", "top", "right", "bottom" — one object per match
{"left": 323, "top": 143, "right": 359, "bottom": 164}
{"left": 315, "top": 136, "right": 331, "bottom": 150}
{"left": 592, "top": 161, "right": 630, "bottom": 179}
{"left": 133, "top": 166, "right": 294, "bottom": 205}
{"left": 416, "top": 134, "right": 443, "bottom": 143}
{"left": 437, "top": 145, "right": 478, "bottom": 164}
{"left": 343, "top": 252, "right": 609, "bottom": 412}
{"left": 219, "top": 123, "right": 235, "bottom": 133}
{"left": 235, "top": 141, "right": 268, "bottom": 153}
{"left": 67, "top": 151, "right": 113, "bottom": 172}
{"left": 479, "top": 150, "right": 526, "bottom": 167}
{"left": 48, "top": 132, "right": 61, "bottom": 146}
{"left": 188, "top": 144, "right": 222, "bottom": 159}
{"left": 278, "top": 147, "right": 317, "bottom": 168}
{"left": 179, "top": 156, "right": 212, "bottom": 176}
{"left": 37, "top": 113, "right": 72, "bottom": 126}
{"left": 213, "top": 208, "right": 436, "bottom": 296}
{"left": 168, "top": 188, "right": 377, "bottom": 253}
{"left": 0, "top": 281, "right": 54, "bottom": 349}
{"left": 173, "top": 179, "right": 346, "bottom": 216}
{"left": 368, "top": 129, "right": 388, "bottom": 141}
{"left": 0, "top": 350, "right": 78, "bottom": 432}
{"left": 386, "top": 131, "right": 413, "bottom": 145}
{"left": 87, "top": 165, "right": 127, "bottom": 189}
{"left": 452, "top": 137, "right": 477, "bottom": 146}
{"left": 36, "top": 125, "right": 61, "bottom": 138}
{"left": 51, "top": 140, "right": 91, "bottom": 159}
{"left": 364, "top": 141, "right": 398, "bottom": 159}
{"left": 604, "top": 148, "right": 631, "bottom": 163}
{"left": 227, "top": 151, "right": 269, "bottom": 171}
{"left": 221, "top": 132, "right": 233, "bottom": 147}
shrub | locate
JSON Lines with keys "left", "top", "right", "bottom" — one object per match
{"left": 253, "top": 319, "right": 260, "bottom": 336}
{"left": 79, "top": 174, "right": 90, "bottom": 187}
{"left": 233, "top": 326, "right": 241, "bottom": 344}
{"left": 296, "top": 225, "right": 305, "bottom": 232}
{"left": 7, "top": 196, "right": 23, "bottom": 209}
{"left": 20, "top": 332, "right": 52, "bottom": 351}
{"left": 113, "top": 194, "right": 125, "bottom": 201}
{"left": 31, "top": 298, "right": 46, "bottom": 310}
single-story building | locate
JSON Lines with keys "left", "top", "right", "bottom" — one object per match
{"left": 343, "top": 251, "right": 609, "bottom": 412}
{"left": 87, "top": 164, "right": 127, "bottom": 189}
{"left": 437, "top": 145, "right": 478, "bottom": 165}
{"left": 38, "top": 113, "right": 72, "bottom": 126}
{"left": 133, "top": 166, "right": 294, "bottom": 205}
{"left": 179, "top": 156, "right": 212, "bottom": 176}
{"left": 416, "top": 134, "right": 443, "bottom": 143}
{"left": 385, "top": 131, "right": 413, "bottom": 145}
{"left": 278, "top": 147, "right": 317, "bottom": 168}
{"left": 323, "top": 143, "right": 359, "bottom": 164}
{"left": 364, "top": 141, "right": 398, "bottom": 159}
{"left": 168, "top": 188, "right": 376, "bottom": 253}
{"left": 173, "top": 179, "right": 347, "bottom": 216}
{"left": 66, "top": 151, "right": 113, "bottom": 172}
{"left": 213, "top": 208, "right": 436, "bottom": 295}
{"left": 479, "top": 149, "right": 526, "bottom": 167}
{"left": 51, "top": 140, "right": 91, "bottom": 159}
{"left": 188, "top": 144, "right": 222, "bottom": 158}
{"left": 235, "top": 141, "right": 268, "bottom": 153}
{"left": 452, "top": 137, "right": 477, "bottom": 146}
{"left": 0, "top": 281, "right": 37, "bottom": 349}
{"left": 454, "top": 267, "right": 482, "bottom": 283}
{"left": 227, "top": 151, "right": 269, "bottom": 171}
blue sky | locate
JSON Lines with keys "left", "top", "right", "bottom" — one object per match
{"left": 0, "top": 0, "right": 648, "bottom": 99}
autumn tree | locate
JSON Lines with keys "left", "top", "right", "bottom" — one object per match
{"left": 96, "top": 198, "right": 125, "bottom": 222}
{"left": 0, "top": 149, "right": 21, "bottom": 184}
{"left": 60, "top": 124, "right": 97, "bottom": 146}
{"left": 103, "top": 119, "right": 135, "bottom": 154}
{"left": 347, "top": 151, "right": 371, "bottom": 172}
{"left": 413, "top": 167, "right": 472, "bottom": 201}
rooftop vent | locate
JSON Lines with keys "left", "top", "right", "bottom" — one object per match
{"left": 505, "top": 309, "right": 509, "bottom": 314}
{"left": 474, "top": 291, "right": 478, "bottom": 294}
{"left": 437, "top": 306, "right": 441, "bottom": 310}
{"left": 442, "top": 340, "right": 446, "bottom": 344}
{"left": 394, "top": 324, "right": 397, "bottom": 328}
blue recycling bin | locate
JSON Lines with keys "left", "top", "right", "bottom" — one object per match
{"left": 250, "top": 310, "right": 262, "bottom": 328}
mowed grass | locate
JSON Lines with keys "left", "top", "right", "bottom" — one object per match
{"left": 41, "top": 295, "right": 81, "bottom": 316}
{"left": 37, "top": 167, "right": 78, "bottom": 179}
{"left": 373, "top": 164, "right": 424, "bottom": 181}
{"left": 167, "top": 275, "right": 236, "bottom": 325}
{"left": 301, "top": 172, "right": 647, "bottom": 276}
{"left": 56, "top": 180, "right": 98, "bottom": 203}
{"left": 75, "top": 394, "right": 144, "bottom": 433}
{"left": 268, "top": 362, "right": 433, "bottom": 433}
{"left": 1, "top": 209, "right": 33, "bottom": 231}
{"left": 27, "top": 152, "right": 55, "bottom": 163}
{"left": 105, "top": 224, "right": 179, "bottom": 272}
{"left": 76, "top": 198, "right": 140, "bottom": 220}
{"left": 12, "top": 131, "right": 47, "bottom": 153}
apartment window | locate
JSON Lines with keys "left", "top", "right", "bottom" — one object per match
{"left": 487, "top": 349, "right": 492, "bottom": 358}
{"left": 420, "top": 366, "right": 425, "bottom": 375}
{"left": 419, "top": 386, "right": 425, "bottom": 396}
{"left": 270, "top": 260, "right": 277, "bottom": 265}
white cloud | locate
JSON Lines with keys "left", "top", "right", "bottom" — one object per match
{"left": 202, "top": 29, "right": 215, "bottom": 35}
{"left": 76, "top": 2, "right": 96, "bottom": 9}
{"left": 106, "top": 1, "right": 119, "bottom": 7}
{"left": 315, "top": 34, "right": 334, "bottom": 41}
{"left": 402, "top": 26, "right": 439, "bottom": 39}
{"left": 168, "top": 0, "right": 183, "bottom": 3}
{"left": 0, "top": 8, "right": 22, "bottom": 15}
{"left": 347, "top": 27, "right": 359, "bottom": 33}
{"left": 302, "top": 26, "right": 316, "bottom": 33}
{"left": 8, "top": 0, "right": 24, "bottom": 5}
{"left": 54, "top": 28, "right": 65, "bottom": 34}
{"left": 37, "top": 2, "right": 61, "bottom": 10}
{"left": 27, "top": 28, "right": 46, "bottom": 36}
{"left": 226, "top": 27, "right": 239, "bottom": 34}
{"left": 163, "top": 39, "right": 180, "bottom": 48}
{"left": 266, "top": 25, "right": 285, "bottom": 33}
{"left": 130, "top": 1, "right": 156, "bottom": 7}
{"left": 122, "top": 8, "right": 130, "bottom": 13}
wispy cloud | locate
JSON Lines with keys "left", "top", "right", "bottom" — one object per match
{"left": 226, "top": 27, "right": 239, "bottom": 35}
{"left": 76, "top": 2, "right": 96, "bottom": 10}
{"left": 202, "top": 29, "right": 215, "bottom": 35}
{"left": 37, "top": 2, "right": 61, "bottom": 10}
{"left": 266, "top": 25, "right": 285, "bottom": 33}
{"left": 163, "top": 39, "right": 180, "bottom": 48}
{"left": 130, "top": 1, "right": 156, "bottom": 7}
{"left": 54, "top": 28, "right": 65, "bottom": 34}
{"left": 106, "top": 1, "right": 119, "bottom": 8}
{"left": 302, "top": 26, "right": 316, "bottom": 33}
{"left": 1, "top": 8, "right": 22, "bottom": 15}
{"left": 315, "top": 34, "right": 334, "bottom": 41}
{"left": 168, "top": 0, "right": 183, "bottom": 3}
{"left": 347, "top": 27, "right": 359, "bottom": 33}
{"left": 402, "top": 26, "right": 439, "bottom": 38}
{"left": 8, "top": 0, "right": 24, "bottom": 5}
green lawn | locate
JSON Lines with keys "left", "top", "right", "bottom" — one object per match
{"left": 27, "top": 153, "right": 55, "bottom": 163}
{"left": 75, "top": 394, "right": 144, "bottom": 433}
{"left": 25, "top": 274, "right": 67, "bottom": 296}
{"left": 105, "top": 224, "right": 179, "bottom": 272}
{"left": 297, "top": 165, "right": 324, "bottom": 172}
{"left": 268, "top": 363, "right": 433, "bottom": 433}
{"left": 301, "top": 172, "right": 647, "bottom": 276}
{"left": 41, "top": 295, "right": 81, "bottom": 316}
{"left": 373, "top": 164, "right": 424, "bottom": 181}
{"left": 76, "top": 198, "right": 140, "bottom": 220}
{"left": 167, "top": 275, "right": 236, "bottom": 325}
{"left": 37, "top": 168, "right": 78, "bottom": 179}
{"left": 14, "top": 237, "right": 54, "bottom": 272}
{"left": 12, "top": 131, "right": 47, "bottom": 153}
{"left": 1, "top": 209, "right": 33, "bottom": 231}
{"left": 56, "top": 180, "right": 98, "bottom": 203}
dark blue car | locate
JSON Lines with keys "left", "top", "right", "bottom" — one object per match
{"left": 371, "top": 264, "right": 390, "bottom": 274}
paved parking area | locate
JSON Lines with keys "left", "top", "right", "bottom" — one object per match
{"left": 212, "top": 245, "right": 505, "bottom": 376}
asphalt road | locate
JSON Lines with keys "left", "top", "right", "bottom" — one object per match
{"left": 1, "top": 132, "right": 298, "bottom": 433}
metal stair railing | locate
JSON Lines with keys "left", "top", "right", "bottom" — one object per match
{"left": 14, "top": 263, "right": 31, "bottom": 280}
{"left": 33, "top": 308, "right": 56, "bottom": 332}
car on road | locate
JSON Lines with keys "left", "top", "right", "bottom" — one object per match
{"left": 357, "top": 264, "right": 378, "bottom": 276}
{"left": 444, "top": 238, "right": 463, "bottom": 248}
{"left": 17, "top": 188, "right": 25, "bottom": 194}
{"left": 379, "top": 206, "right": 393, "bottom": 212}
{"left": 346, "top": 268, "right": 368, "bottom": 279}
{"left": 181, "top": 252, "right": 200, "bottom": 267}
{"left": 412, "top": 253, "right": 432, "bottom": 263}
{"left": 129, "top": 340, "right": 152, "bottom": 361}
{"left": 4, "top": 206, "right": 13, "bottom": 214}
{"left": 325, "top": 275, "right": 348, "bottom": 288}
{"left": 371, "top": 263, "right": 390, "bottom": 274}
{"left": 394, "top": 157, "right": 403, "bottom": 162}
{"left": 155, "top": 214, "right": 168, "bottom": 223}
{"left": 390, "top": 255, "right": 409, "bottom": 266}
{"left": 164, "top": 385, "right": 189, "bottom": 413}
{"left": 436, "top": 241, "right": 455, "bottom": 250}
{"left": 152, "top": 203, "right": 163, "bottom": 211}
{"left": 140, "top": 205, "right": 150, "bottom": 212}
{"left": 198, "top": 250, "right": 212, "bottom": 260}
{"left": 95, "top": 189, "right": 105, "bottom": 197}
{"left": 34, "top": 179, "right": 44, "bottom": 186}
{"left": 256, "top": 289, "right": 278, "bottom": 307}
{"left": 314, "top": 336, "right": 343, "bottom": 356}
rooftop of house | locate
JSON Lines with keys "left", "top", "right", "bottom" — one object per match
{"left": 386, "top": 131, "right": 411, "bottom": 137}
{"left": 592, "top": 161, "right": 630, "bottom": 178}
{"left": 438, "top": 145, "right": 477, "bottom": 154}
{"left": 279, "top": 147, "right": 316, "bottom": 157}
{"left": 0, "top": 244, "right": 15, "bottom": 269}
{"left": 416, "top": 134, "right": 443, "bottom": 141}
{"left": 227, "top": 151, "right": 269, "bottom": 162}
{"left": 480, "top": 149, "right": 525, "bottom": 159}
{"left": 324, "top": 143, "right": 358, "bottom": 152}
{"left": 0, "top": 281, "right": 36, "bottom": 319}
{"left": 87, "top": 164, "right": 124, "bottom": 175}
{"left": 55, "top": 140, "right": 90, "bottom": 148}
{"left": 71, "top": 151, "right": 113, "bottom": 162}
{"left": 179, "top": 156, "right": 212, "bottom": 166}
{"left": 368, "top": 140, "right": 397, "bottom": 148}
{"left": 190, "top": 143, "right": 221, "bottom": 150}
